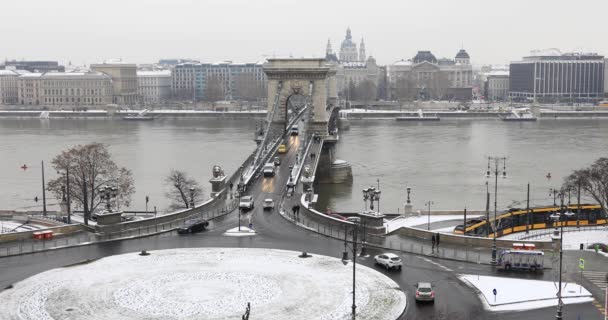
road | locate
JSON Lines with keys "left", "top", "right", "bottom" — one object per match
{"left": 0, "top": 134, "right": 604, "bottom": 319}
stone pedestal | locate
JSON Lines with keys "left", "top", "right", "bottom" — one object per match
{"left": 96, "top": 211, "right": 123, "bottom": 225}
{"left": 403, "top": 203, "right": 413, "bottom": 215}
{"left": 359, "top": 210, "right": 386, "bottom": 234}
{"left": 209, "top": 176, "right": 227, "bottom": 198}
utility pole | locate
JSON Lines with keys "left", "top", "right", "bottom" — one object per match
{"left": 41, "top": 160, "right": 47, "bottom": 216}
{"left": 525, "top": 183, "right": 530, "bottom": 234}
{"left": 463, "top": 207, "right": 467, "bottom": 235}
{"left": 66, "top": 166, "right": 71, "bottom": 224}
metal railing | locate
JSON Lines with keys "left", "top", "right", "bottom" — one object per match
{"left": 0, "top": 199, "right": 238, "bottom": 258}
{"left": 511, "top": 224, "right": 608, "bottom": 241}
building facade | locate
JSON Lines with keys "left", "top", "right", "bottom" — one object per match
{"left": 0, "top": 70, "right": 21, "bottom": 105}
{"left": 137, "top": 70, "right": 172, "bottom": 104}
{"left": 171, "top": 61, "right": 266, "bottom": 101}
{"left": 326, "top": 28, "right": 384, "bottom": 100}
{"left": 90, "top": 62, "right": 138, "bottom": 105}
{"left": 1, "top": 60, "right": 64, "bottom": 73}
{"left": 17, "top": 72, "right": 113, "bottom": 106}
{"left": 509, "top": 50, "right": 605, "bottom": 103}
{"left": 483, "top": 71, "right": 509, "bottom": 101}
{"left": 389, "top": 49, "right": 473, "bottom": 100}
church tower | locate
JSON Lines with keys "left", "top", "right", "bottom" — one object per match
{"left": 326, "top": 39, "right": 333, "bottom": 56}
{"left": 339, "top": 27, "right": 358, "bottom": 62}
{"left": 359, "top": 38, "right": 366, "bottom": 62}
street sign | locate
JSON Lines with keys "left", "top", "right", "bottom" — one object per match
{"left": 579, "top": 258, "right": 585, "bottom": 270}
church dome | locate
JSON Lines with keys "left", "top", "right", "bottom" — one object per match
{"left": 413, "top": 51, "right": 437, "bottom": 64}
{"left": 455, "top": 49, "right": 470, "bottom": 59}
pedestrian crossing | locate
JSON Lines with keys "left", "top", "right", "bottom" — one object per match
{"left": 583, "top": 270, "right": 608, "bottom": 288}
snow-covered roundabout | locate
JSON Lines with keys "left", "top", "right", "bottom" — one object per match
{"left": 0, "top": 248, "right": 407, "bottom": 320}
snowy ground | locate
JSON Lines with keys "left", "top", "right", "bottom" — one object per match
{"left": 0, "top": 248, "right": 406, "bottom": 320}
{"left": 460, "top": 275, "right": 593, "bottom": 312}
{"left": 385, "top": 214, "right": 476, "bottom": 232}
{"left": 499, "top": 228, "right": 608, "bottom": 250}
{"left": 0, "top": 220, "right": 46, "bottom": 233}
{"left": 223, "top": 226, "right": 257, "bottom": 236}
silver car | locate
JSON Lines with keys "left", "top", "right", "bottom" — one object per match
{"left": 415, "top": 282, "right": 435, "bottom": 303}
{"left": 373, "top": 253, "right": 402, "bottom": 270}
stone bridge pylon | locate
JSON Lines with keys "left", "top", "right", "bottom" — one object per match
{"left": 263, "top": 58, "right": 337, "bottom": 135}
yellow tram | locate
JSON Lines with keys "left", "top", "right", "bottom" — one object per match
{"left": 453, "top": 204, "right": 606, "bottom": 237}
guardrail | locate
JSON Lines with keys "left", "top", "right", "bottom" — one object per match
{"left": 510, "top": 224, "right": 608, "bottom": 241}
{"left": 0, "top": 199, "right": 238, "bottom": 258}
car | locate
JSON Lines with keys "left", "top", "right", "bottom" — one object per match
{"left": 177, "top": 219, "right": 209, "bottom": 235}
{"left": 263, "top": 163, "right": 275, "bottom": 177}
{"left": 263, "top": 198, "right": 274, "bottom": 210}
{"left": 239, "top": 196, "right": 254, "bottom": 210}
{"left": 274, "top": 156, "right": 281, "bottom": 166}
{"left": 415, "top": 282, "right": 435, "bottom": 303}
{"left": 290, "top": 125, "right": 299, "bottom": 136}
{"left": 374, "top": 253, "right": 402, "bottom": 270}
{"left": 278, "top": 144, "right": 287, "bottom": 154}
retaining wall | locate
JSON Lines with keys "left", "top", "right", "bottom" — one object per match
{"left": 0, "top": 224, "right": 85, "bottom": 242}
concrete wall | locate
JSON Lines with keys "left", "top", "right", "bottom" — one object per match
{"left": 0, "top": 224, "right": 85, "bottom": 243}
{"left": 388, "top": 225, "right": 554, "bottom": 250}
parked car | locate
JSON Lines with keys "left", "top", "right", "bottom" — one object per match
{"left": 274, "top": 156, "right": 281, "bottom": 166}
{"left": 329, "top": 213, "right": 347, "bottom": 221}
{"left": 239, "top": 196, "right": 254, "bottom": 210}
{"left": 415, "top": 282, "right": 435, "bottom": 303}
{"left": 177, "top": 219, "right": 209, "bottom": 235}
{"left": 278, "top": 144, "right": 287, "bottom": 154}
{"left": 263, "top": 198, "right": 275, "bottom": 210}
{"left": 374, "top": 253, "right": 402, "bottom": 270}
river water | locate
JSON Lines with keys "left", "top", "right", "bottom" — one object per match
{"left": 1, "top": 118, "right": 607, "bottom": 214}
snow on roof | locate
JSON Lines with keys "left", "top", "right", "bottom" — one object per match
{"left": 529, "top": 48, "right": 562, "bottom": 57}
{"left": 137, "top": 70, "right": 171, "bottom": 77}
{"left": 19, "top": 73, "right": 43, "bottom": 78}
{"left": 484, "top": 71, "right": 509, "bottom": 77}
{"left": 0, "top": 70, "right": 17, "bottom": 76}
{"left": 392, "top": 59, "right": 412, "bottom": 66}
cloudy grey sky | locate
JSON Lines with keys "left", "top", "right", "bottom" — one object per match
{"left": 2, "top": 0, "right": 606, "bottom": 66}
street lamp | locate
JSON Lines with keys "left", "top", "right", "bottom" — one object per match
{"left": 58, "top": 167, "right": 71, "bottom": 224}
{"left": 189, "top": 187, "right": 195, "bottom": 208}
{"left": 425, "top": 200, "right": 434, "bottom": 230}
{"left": 486, "top": 156, "right": 507, "bottom": 265}
{"left": 406, "top": 187, "right": 412, "bottom": 204}
{"left": 362, "top": 186, "right": 381, "bottom": 213}
{"left": 238, "top": 166, "right": 244, "bottom": 231}
{"left": 551, "top": 189, "right": 567, "bottom": 320}
{"left": 341, "top": 221, "right": 359, "bottom": 318}
{"left": 549, "top": 188, "right": 559, "bottom": 207}
{"left": 100, "top": 185, "right": 118, "bottom": 212}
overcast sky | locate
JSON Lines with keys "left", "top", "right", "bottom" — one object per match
{"left": 2, "top": 0, "right": 606, "bottom": 67}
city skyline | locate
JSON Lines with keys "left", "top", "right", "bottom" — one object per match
{"left": 2, "top": 0, "right": 607, "bottom": 66}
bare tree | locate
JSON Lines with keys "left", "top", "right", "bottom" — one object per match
{"left": 427, "top": 72, "right": 450, "bottom": 100}
{"left": 205, "top": 75, "right": 225, "bottom": 102}
{"left": 234, "top": 73, "right": 264, "bottom": 101}
{"left": 164, "top": 169, "right": 203, "bottom": 209}
{"left": 563, "top": 158, "right": 608, "bottom": 215}
{"left": 47, "top": 143, "right": 135, "bottom": 224}
{"left": 355, "top": 80, "right": 377, "bottom": 106}
{"left": 393, "top": 74, "right": 418, "bottom": 103}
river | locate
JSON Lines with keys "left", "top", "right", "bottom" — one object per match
{"left": 1, "top": 118, "right": 607, "bottom": 214}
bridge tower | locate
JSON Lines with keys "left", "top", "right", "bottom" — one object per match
{"left": 263, "top": 58, "right": 337, "bottom": 135}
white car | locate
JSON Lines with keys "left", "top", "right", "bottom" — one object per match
{"left": 239, "top": 196, "right": 254, "bottom": 210}
{"left": 415, "top": 282, "right": 435, "bottom": 303}
{"left": 374, "top": 253, "right": 402, "bottom": 270}
{"left": 263, "top": 198, "right": 274, "bottom": 210}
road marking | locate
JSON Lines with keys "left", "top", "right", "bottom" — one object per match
{"left": 419, "top": 257, "right": 453, "bottom": 272}
{"left": 583, "top": 271, "right": 608, "bottom": 288}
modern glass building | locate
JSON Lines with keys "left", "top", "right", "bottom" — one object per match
{"left": 509, "top": 50, "right": 605, "bottom": 103}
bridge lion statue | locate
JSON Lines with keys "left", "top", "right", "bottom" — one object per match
{"left": 212, "top": 165, "right": 225, "bottom": 179}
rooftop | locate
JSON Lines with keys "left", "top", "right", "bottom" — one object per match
{"left": 137, "top": 70, "right": 171, "bottom": 77}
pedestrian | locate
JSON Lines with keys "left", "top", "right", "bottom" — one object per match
{"left": 229, "top": 183, "right": 234, "bottom": 191}
{"left": 595, "top": 244, "right": 599, "bottom": 254}
{"left": 436, "top": 233, "right": 440, "bottom": 248}
{"left": 431, "top": 234, "right": 436, "bottom": 251}
{"left": 295, "top": 204, "right": 300, "bottom": 216}
{"left": 292, "top": 205, "right": 297, "bottom": 217}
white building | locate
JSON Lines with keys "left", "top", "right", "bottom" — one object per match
{"left": 484, "top": 71, "right": 510, "bottom": 101}
{"left": 0, "top": 70, "right": 22, "bottom": 105}
{"left": 137, "top": 70, "right": 172, "bottom": 104}
{"left": 17, "top": 72, "right": 113, "bottom": 106}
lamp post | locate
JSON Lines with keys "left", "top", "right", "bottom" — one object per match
{"left": 58, "top": 167, "right": 72, "bottom": 224}
{"left": 189, "top": 187, "right": 195, "bottom": 208}
{"left": 549, "top": 188, "right": 558, "bottom": 207}
{"left": 486, "top": 156, "right": 507, "bottom": 265}
{"left": 341, "top": 221, "right": 359, "bottom": 318}
{"left": 551, "top": 189, "right": 566, "bottom": 320}
{"left": 100, "top": 185, "right": 118, "bottom": 212}
{"left": 238, "top": 166, "right": 244, "bottom": 231}
{"left": 362, "top": 186, "right": 380, "bottom": 213}
{"left": 425, "top": 200, "right": 434, "bottom": 230}
{"left": 406, "top": 187, "right": 412, "bottom": 205}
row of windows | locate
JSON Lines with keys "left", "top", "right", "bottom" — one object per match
{"left": 44, "top": 97, "right": 106, "bottom": 104}
{"left": 43, "top": 88, "right": 109, "bottom": 95}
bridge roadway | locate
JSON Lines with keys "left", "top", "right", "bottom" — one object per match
{"left": 0, "top": 137, "right": 603, "bottom": 319}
